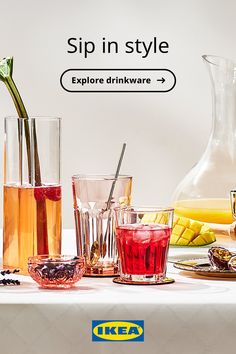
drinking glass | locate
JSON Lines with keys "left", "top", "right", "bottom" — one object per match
{"left": 72, "top": 174, "right": 132, "bottom": 276}
{"left": 3, "top": 117, "right": 61, "bottom": 274}
{"left": 114, "top": 206, "right": 174, "bottom": 285}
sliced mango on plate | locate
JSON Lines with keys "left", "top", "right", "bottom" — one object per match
{"left": 141, "top": 213, "right": 216, "bottom": 247}
{"left": 170, "top": 216, "right": 215, "bottom": 246}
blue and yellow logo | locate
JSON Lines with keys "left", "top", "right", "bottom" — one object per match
{"left": 92, "top": 320, "right": 144, "bottom": 342}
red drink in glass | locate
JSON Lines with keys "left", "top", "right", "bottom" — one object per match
{"left": 114, "top": 207, "right": 174, "bottom": 284}
{"left": 116, "top": 224, "right": 171, "bottom": 277}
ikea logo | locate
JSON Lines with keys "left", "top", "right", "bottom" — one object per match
{"left": 92, "top": 320, "right": 144, "bottom": 342}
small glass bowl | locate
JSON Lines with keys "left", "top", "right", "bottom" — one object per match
{"left": 28, "top": 255, "right": 85, "bottom": 289}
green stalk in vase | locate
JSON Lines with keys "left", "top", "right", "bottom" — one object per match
{"left": 0, "top": 57, "right": 32, "bottom": 183}
{"left": 0, "top": 56, "right": 49, "bottom": 254}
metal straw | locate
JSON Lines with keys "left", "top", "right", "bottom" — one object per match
{"left": 105, "top": 143, "right": 126, "bottom": 211}
{"left": 102, "top": 143, "right": 126, "bottom": 256}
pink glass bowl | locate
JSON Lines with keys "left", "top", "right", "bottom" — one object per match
{"left": 28, "top": 255, "right": 85, "bottom": 289}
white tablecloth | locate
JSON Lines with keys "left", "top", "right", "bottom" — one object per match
{"left": 0, "top": 230, "right": 236, "bottom": 354}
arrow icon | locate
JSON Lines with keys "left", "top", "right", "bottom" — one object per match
{"left": 157, "top": 77, "right": 165, "bottom": 84}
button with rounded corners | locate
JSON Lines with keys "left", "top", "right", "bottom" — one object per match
{"left": 60, "top": 69, "right": 176, "bottom": 93}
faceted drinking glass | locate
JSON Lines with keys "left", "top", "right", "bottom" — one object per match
{"left": 114, "top": 206, "right": 174, "bottom": 284}
{"left": 72, "top": 174, "right": 132, "bottom": 276}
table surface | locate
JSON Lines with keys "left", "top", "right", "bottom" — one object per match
{"left": 0, "top": 230, "right": 235, "bottom": 304}
{"left": 1, "top": 230, "right": 236, "bottom": 354}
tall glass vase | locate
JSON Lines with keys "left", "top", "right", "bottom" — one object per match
{"left": 173, "top": 55, "right": 236, "bottom": 240}
{"left": 3, "top": 117, "right": 61, "bottom": 273}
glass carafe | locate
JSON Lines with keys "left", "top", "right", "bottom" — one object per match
{"left": 173, "top": 55, "right": 236, "bottom": 241}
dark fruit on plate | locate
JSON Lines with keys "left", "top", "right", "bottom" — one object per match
{"left": 228, "top": 256, "right": 236, "bottom": 272}
{"left": 208, "top": 247, "right": 232, "bottom": 270}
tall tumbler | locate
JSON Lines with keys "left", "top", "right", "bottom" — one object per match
{"left": 72, "top": 174, "right": 132, "bottom": 276}
{"left": 3, "top": 117, "right": 61, "bottom": 274}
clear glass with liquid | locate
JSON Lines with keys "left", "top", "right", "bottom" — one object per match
{"left": 3, "top": 117, "right": 61, "bottom": 273}
{"left": 173, "top": 56, "right": 236, "bottom": 241}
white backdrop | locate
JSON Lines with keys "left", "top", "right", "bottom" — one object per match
{"left": 0, "top": 0, "right": 236, "bottom": 227}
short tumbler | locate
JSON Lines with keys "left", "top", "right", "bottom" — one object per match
{"left": 72, "top": 174, "right": 132, "bottom": 276}
{"left": 114, "top": 207, "right": 174, "bottom": 284}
